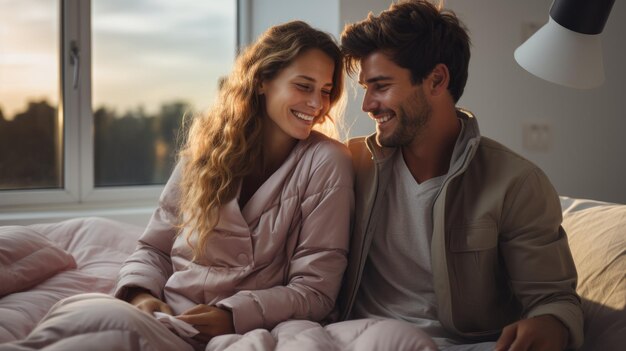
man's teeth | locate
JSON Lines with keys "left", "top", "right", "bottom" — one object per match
{"left": 293, "top": 111, "right": 314, "bottom": 121}
{"left": 376, "top": 114, "right": 392, "bottom": 123}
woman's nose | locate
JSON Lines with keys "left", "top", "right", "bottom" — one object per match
{"left": 307, "top": 92, "right": 322, "bottom": 110}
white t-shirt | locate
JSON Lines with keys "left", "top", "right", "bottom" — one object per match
{"left": 351, "top": 149, "right": 459, "bottom": 347}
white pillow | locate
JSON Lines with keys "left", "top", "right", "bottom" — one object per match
{"left": 0, "top": 226, "right": 77, "bottom": 297}
{"left": 561, "top": 197, "right": 626, "bottom": 351}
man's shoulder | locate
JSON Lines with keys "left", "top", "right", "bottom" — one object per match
{"left": 347, "top": 136, "right": 368, "bottom": 149}
{"left": 477, "top": 136, "right": 538, "bottom": 171}
{"left": 345, "top": 136, "right": 381, "bottom": 184}
{"left": 347, "top": 136, "right": 371, "bottom": 159}
{"left": 472, "top": 136, "right": 559, "bottom": 194}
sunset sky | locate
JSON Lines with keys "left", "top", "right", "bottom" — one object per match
{"left": 0, "top": 0, "right": 236, "bottom": 119}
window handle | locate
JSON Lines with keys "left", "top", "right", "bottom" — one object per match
{"left": 69, "top": 40, "right": 79, "bottom": 89}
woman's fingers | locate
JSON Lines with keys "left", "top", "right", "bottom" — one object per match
{"left": 177, "top": 305, "right": 235, "bottom": 339}
{"left": 157, "top": 301, "right": 173, "bottom": 315}
{"left": 179, "top": 304, "right": 213, "bottom": 316}
{"left": 130, "top": 293, "right": 173, "bottom": 316}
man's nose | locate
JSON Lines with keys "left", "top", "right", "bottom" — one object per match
{"left": 361, "top": 90, "right": 378, "bottom": 112}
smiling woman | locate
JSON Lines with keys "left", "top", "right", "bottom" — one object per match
{"left": 0, "top": 0, "right": 237, "bottom": 208}
{"left": 259, "top": 49, "right": 335, "bottom": 142}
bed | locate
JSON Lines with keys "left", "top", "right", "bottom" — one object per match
{"left": 1, "top": 197, "right": 624, "bottom": 350}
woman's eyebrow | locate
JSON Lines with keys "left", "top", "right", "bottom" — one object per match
{"left": 295, "top": 75, "right": 333, "bottom": 87}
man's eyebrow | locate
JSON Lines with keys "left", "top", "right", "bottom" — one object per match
{"left": 358, "top": 76, "right": 392, "bottom": 85}
{"left": 295, "top": 75, "right": 333, "bottom": 87}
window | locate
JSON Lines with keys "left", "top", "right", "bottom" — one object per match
{"left": 0, "top": 0, "right": 237, "bottom": 208}
{"left": 0, "top": 0, "right": 62, "bottom": 191}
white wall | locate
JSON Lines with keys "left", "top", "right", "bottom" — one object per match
{"left": 249, "top": 0, "right": 626, "bottom": 204}
{"left": 445, "top": 0, "right": 626, "bottom": 204}
{"left": 339, "top": 0, "right": 392, "bottom": 138}
{"left": 247, "top": 0, "right": 340, "bottom": 39}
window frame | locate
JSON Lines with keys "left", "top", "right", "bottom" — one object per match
{"left": 0, "top": 0, "right": 242, "bottom": 214}
{"left": 0, "top": 0, "right": 80, "bottom": 208}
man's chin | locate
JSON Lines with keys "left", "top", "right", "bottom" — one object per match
{"left": 376, "top": 134, "right": 395, "bottom": 148}
{"left": 377, "top": 131, "right": 414, "bottom": 148}
{"left": 375, "top": 128, "right": 386, "bottom": 146}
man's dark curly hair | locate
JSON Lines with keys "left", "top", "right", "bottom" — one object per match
{"left": 341, "top": 0, "right": 470, "bottom": 102}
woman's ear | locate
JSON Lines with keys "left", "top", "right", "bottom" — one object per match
{"left": 257, "top": 81, "right": 266, "bottom": 95}
{"left": 427, "top": 63, "right": 450, "bottom": 96}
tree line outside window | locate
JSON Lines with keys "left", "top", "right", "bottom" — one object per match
{"left": 0, "top": 100, "right": 189, "bottom": 190}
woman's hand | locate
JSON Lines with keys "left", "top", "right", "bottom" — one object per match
{"left": 176, "top": 305, "right": 235, "bottom": 343}
{"left": 128, "top": 289, "right": 173, "bottom": 316}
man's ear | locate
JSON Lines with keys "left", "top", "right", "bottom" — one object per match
{"left": 427, "top": 63, "right": 449, "bottom": 96}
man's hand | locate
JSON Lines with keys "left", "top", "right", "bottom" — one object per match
{"left": 128, "top": 290, "right": 173, "bottom": 316}
{"left": 176, "top": 305, "right": 235, "bottom": 343}
{"left": 495, "top": 315, "right": 569, "bottom": 351}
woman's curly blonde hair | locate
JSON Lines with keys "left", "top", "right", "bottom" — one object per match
{"left": 177, "top": 21, "right": 345, "bottom": 260}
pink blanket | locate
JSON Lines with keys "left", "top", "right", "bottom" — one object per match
{"left": 0, "top": 217, "right": 437, "bottom": 350}
{"left": 0, "top": 217, "right": 142, "bottom": 342}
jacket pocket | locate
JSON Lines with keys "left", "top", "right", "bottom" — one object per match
{"left": 447, "top": 220, "right": 511, "bottom": 332}
{"left": 449, "top": 220, "right": 498, "bottom": 252}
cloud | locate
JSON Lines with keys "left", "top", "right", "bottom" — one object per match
{"left": 89, "top": 1, "right": 236, "bottom": 114}
{"left": 1, "top": 0, "right": 237, "bottom": 117}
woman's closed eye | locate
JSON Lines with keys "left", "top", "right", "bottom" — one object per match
{"left": 295, "top": 83, "right": 331, "bottom": 97}
{"left": 295, "top": 83, "right": 311, "bottom": 91}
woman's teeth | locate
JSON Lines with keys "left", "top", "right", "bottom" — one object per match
{"left": 293, "top": 111, "right": 314, "bottom": 121}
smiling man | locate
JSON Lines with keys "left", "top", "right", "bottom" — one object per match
{"left": 338, "top": 1, "right": 583, "bottom": 350}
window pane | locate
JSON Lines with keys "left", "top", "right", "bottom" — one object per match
{"left": 0, "top": 0, "right": 62, "bottom": 191}
{"left": 92, "top": 0, "right": 236, "bottom": 187}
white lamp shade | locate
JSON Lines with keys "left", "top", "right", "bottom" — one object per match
{"left": 514, "top": 17, "right": 604, "bottom": 89}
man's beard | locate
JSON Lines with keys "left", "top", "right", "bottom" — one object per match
{"left": 377, "top": 88, "right": 431, "bottom": 148}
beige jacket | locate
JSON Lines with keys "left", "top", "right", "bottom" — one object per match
{"left": 115, "top": 131, "right": 354, "bottom": 334}
{"left": 338, "top": 110, "right": 583, "bottom": 348}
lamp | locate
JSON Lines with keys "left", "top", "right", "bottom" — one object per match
{"left": 514, "top": 0, "right": 615, "bottom": 89}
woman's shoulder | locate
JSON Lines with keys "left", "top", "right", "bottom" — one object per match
{"left": 297, "top": 132, "right": 353, "bottom": 185}
{"left": 303, "top": 131, "right": 351, "bottom": 162}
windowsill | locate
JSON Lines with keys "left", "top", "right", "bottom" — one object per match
{"left": 0, "top": 200, "right": 156, "bottom": 227}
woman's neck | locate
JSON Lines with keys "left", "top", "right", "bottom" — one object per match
{"left": 259, "top": 120, "right": 298, "bottom": 176}
{"left": 238, "top": 124, "right": 297, "bottom": 209}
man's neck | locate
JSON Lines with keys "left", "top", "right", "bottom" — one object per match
{"left": 401, "top": 109, "right": 461, "bottom": 184}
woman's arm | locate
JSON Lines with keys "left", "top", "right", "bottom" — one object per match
{"left": 114, "top": 163, "right": 183, "bottom": 302}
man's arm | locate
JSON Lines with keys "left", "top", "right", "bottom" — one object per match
{"left": 498, "top": 167, "right": 583, "bottom": 349}
{"left": 495, "top": 314, "right": 569, "bottom": 351}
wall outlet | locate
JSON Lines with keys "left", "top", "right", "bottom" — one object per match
{"left": 523, "top": 122, "right": 552, "bottom": 152}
